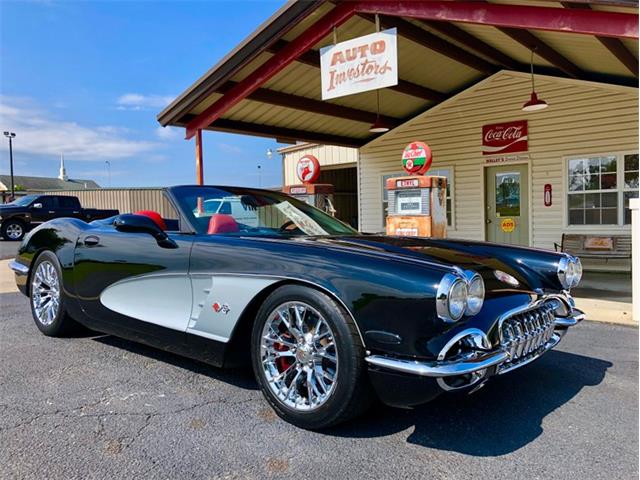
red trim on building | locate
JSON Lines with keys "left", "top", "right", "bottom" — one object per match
{"left": 184, "top": 1, "right": 638, "bottom": 140}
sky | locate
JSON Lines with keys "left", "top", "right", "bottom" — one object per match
{"left": 0, "top": 0, "right": 287, "bottom": 188}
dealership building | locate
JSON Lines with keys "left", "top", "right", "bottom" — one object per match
{"left": 158, "top": 0, "right": 638, "bottom": 272}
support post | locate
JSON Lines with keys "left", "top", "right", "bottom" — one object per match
{"left": 195, "top": 129, "right": 204, "bottom": 185}
{"left": 631, "top": 198, "right": 639, "bottom": 323}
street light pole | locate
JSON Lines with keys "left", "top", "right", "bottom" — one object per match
{"left": 3, "top": 131, "right": 16, "bottom": 201}
{"left": 105, "top": 161, "right": 111, "bottom": 187}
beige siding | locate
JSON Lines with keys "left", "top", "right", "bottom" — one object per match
{"left": 281, "top": 144, "right": 358, "bottom": 185}
{"left": 43, "top": 189, "right": 177, "bottom": 218}
{"left": 359, "top": 71, "right": 639, "bottom": 254}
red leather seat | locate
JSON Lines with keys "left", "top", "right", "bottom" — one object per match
{"left": 208, "top": 214, "right": 239, "bottom": 234}
{"left": 134, "top": 210, "right": 167, "bottom": 231}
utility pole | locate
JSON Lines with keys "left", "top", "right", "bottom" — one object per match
{"left": 3, "top": 131, "right": 16, "bottom": 201}
{"left": 105, "top": 160, "right": 111, "bottom": 187}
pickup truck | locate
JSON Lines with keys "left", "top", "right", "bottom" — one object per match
{"left": 0, "top": 194, "right": 119, "bottom": 241}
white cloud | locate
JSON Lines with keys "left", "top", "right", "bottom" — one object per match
{"left": 216, "top": 142, "right": 244, "bottom": 155}
{"left": 116, "top": 93, "right": 174, "bottom": 111}
{"left": 0, "top": 96, "right": 159, "bottom": 160}
{"left": 155, "top": 125, "right": 180, "bottom": 140}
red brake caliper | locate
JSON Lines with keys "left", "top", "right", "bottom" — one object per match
{"left": 274, "top": 333, "right": 295, "bottom": 374}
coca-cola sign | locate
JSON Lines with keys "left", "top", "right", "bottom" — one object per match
{"left": 482, "top": 120, "right": 528, "bottom": 155}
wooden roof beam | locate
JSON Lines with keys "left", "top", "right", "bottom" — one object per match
{"left": 188, "top": 117, "right": 367, "bottom": 148}
{"left": 361, "top": 14, "right": 497, "bottom": 74}
{"left": 265, "top": 39, "right": 446, "bottom": 102}
{"left": 415, "top": 21, "right": 520, "bottom": 70}
{"left": 497, "top": 27, "right": 585, "bottom": 78}
{"left": 214, "top": 81, "right": 402, "bottom": 127}
{"left": 562, "top": 2, "right": 638, "bottom": 77}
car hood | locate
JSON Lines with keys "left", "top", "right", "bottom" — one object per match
{"left": 293, "top": 235, "right": 564, "bottom": 294}
{"left": 0, "top": 205, "right": 22, "bottom": 214}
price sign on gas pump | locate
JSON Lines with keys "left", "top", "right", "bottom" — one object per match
{"left": 402, "top": 142, "right": 432, "bottom": 175}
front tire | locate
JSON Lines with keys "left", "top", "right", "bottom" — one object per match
{"left": 251, "top": 285, "right": 372, "bottom": 429}
{"left": 29, "top": 251, "right": 79, "bottom": 336}
{"left": 1, "top": 219, "right": 25, "bottom": 241}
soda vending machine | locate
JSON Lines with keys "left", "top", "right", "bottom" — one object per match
{"left": 282, "top": 154, "right": 336, "bottom": 216}
{"left": 385, "top": 142, "right": 447, "bottom": 238}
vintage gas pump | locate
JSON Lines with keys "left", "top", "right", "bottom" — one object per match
{"left": 282, "top": 154, "right": 336, "bottom": 216}
{"left": 385, "top": 142, "right": 447, "bottom": 238}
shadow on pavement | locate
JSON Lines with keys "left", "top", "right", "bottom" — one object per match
{"left": 91, "top": 334, "right": 611, "bottom": 456}
{"left": 93, "top": 334, "right": 260, "bottom": 390}
{"left": 327, "top": 350, "right": 611, "bottom": 456}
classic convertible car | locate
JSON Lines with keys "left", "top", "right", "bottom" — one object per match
{"left": 10, "top": 185, "right": 585, "bottom": 429}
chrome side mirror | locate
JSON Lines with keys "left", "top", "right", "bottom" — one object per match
{"left": 32, "top": 203, "right": 43, "bottom": 209}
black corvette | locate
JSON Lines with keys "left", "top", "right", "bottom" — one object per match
{"left": 10, "top": 185, "right": 585, "bottom": 429}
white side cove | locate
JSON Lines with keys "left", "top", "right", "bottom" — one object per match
{"left": 99, "top": 273, "right": 279, "bottom": 342}
{"left": 100, "top": 274, "right": 193, "bottom": 332}
{"left": 188, "top": 275, "right": 279, "bottom": 342}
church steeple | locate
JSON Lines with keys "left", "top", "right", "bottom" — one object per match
{"left": 58, "top": 154, "right": 68, "bottom": 181}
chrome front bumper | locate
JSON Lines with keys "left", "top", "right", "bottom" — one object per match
{"left": 365, "top": 308, "right": 584, "bottom": 379}
{"left": 9, "top": 260, "right": 29, "bottom": 276}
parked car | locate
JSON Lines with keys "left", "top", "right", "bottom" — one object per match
{"left": 10, "top": 185, "right": 584, "bottom": 429}
{"left": 0, "top": 194, "right": 119, "bottom": 241}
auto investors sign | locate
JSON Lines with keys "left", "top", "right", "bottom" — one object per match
{"left": 320, "top": 29, "right": 398, "bottom": 100}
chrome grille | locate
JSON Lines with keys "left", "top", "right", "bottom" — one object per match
{"left": 499, "top": 303, "right": 556, "bottom": 373}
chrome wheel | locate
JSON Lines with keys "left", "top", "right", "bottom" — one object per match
{"left": 5, "top": 223, "right": 23, "bottom": 240}
{"left": 31, "top": 260, "right": 60, "bottom": 326}
{"left": 260, "top": 301, "right": 338, "bottom": 411}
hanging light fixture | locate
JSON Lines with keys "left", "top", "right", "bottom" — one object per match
{"left": 522, "top": 47, "right": 548, "bottom": 112}
{"left": 370, "top": 89, "right": 390, "bottom": 133}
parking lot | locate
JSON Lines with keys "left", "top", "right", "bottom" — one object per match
{"left": 0, "top": 239, "right": 19, "bottom": 260}
{"left": 0, "top": 287, "right": 637, "bottom": 480}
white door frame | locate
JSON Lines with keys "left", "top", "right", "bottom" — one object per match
{"left": 481, "top": 159, "right": 533, "bottom": 246}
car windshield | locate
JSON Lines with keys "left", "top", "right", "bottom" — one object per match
{"left": 4, "top": 195, "right": 38, "bottom": 207}
{"left": 170, "top": 185, "right": 358, "bottom": 237}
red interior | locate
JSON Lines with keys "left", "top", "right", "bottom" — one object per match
{"left": 207, "top": 214, "right": 239, "bottom": 234}
{"left": 134, "top": 210, "right": 167, "bottom": 231}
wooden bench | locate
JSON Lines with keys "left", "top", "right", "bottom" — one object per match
{"left": 554, "top": 234, "right": 632, "bottom": 259}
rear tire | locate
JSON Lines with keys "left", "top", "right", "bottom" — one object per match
{"left": 1, "top": 219, "right": 25, "bottom": 241}
{"left": 29, "top": 251, "right": 80, "bottom": 337}
{"left": 251, "top": 284, "right": 373, "bottom": 430}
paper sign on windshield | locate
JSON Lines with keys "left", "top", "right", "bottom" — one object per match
{"left": 275, "top": 201, "right": 328, "bottom": 236}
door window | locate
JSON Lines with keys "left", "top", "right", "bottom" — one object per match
{"left": 495, "top": 172, "right": 521, "bottom": 217}
{"left": 58, "top": 196, "right": 77, "bottom": 208}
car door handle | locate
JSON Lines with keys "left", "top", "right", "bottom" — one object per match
{"left": 48, "top": 210, "right": 55, "bottom": 214}
{"left": 83, "top": 235, "right": 100, "bottom": 246}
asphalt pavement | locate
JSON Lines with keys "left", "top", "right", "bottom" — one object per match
{"left": 0, "top": 290, "right": 637, "bottom": 480}
{"left": 0, "top": 239, "right": 19, "bottom": 260}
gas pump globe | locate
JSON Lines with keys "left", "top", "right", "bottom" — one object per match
{"left": 282, "top": 154, "right": 336, "bottom": 216}
{"left": 386, "top": 142, "right": 447, "bottom": 238}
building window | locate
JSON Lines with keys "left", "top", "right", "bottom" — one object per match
{"left": 567, "top": 153, "right": 638, "bottom": 226}
{"left": 381, "top": 168, "right": 454, "bottom": 228}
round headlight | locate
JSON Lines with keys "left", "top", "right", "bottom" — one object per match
{"left": 557, "top": 256, "right": 572, "bottom": 290}
{"left": 436, "top": 273, "right": 468, "bottom": 323}
{"left": 448, "top": 279, "right": 468, "bottom": 321}
{"left": 465, "top": 273, "right": 485, "bottom": 315}
{"left": 572, "top": 257, "right": 583, "bottom": 287}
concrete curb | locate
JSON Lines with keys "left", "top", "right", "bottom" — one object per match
{"left": 574, "top": 297, "right": 637, "bottom": 327}
{"left": 0, "top": 259, "right": 18, "bottom": 294}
